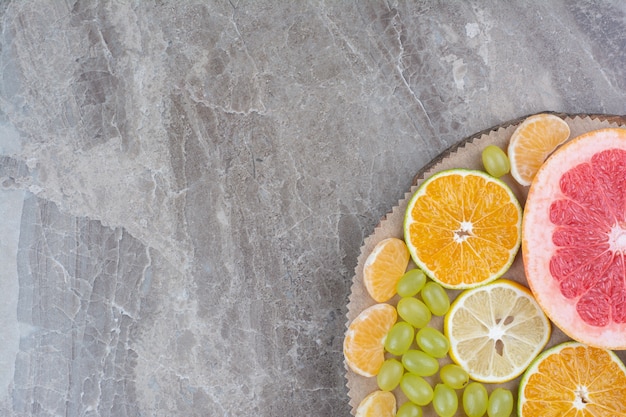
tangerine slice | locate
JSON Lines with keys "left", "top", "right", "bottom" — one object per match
{"left": 362, "top": 237, "right": 410, "bottom": 302}
{"left": 508, "top": 113, "right": 570, "bottom": 186}
{"left": 343, "top": 303, "right": 397, "bottom": 377}
{"left": 523, "top": 128, "right": 626, "bottom": 349}
{"left": 444, "top": 279, "right": 551, "bottom": 383}
{"left": 355, "top": 390, "right": 396, "bottom": 417}
{"left": 518, "top": 342, "right": 626, "bottom": 416}
{"left": 404, "top": 169, "right": 522, "bottom": 289}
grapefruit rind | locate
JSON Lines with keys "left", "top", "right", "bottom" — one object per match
{"left": 523, "top": 128, "right": 626, "bottom": 350}
{"left": 403, "top": 169, "right": 522, "bottom": 289}
{"left": 444, "top": 279, "right": 551, "bottom": 384}
{"left": 517, "top": 341, "right": 626, "bottom": 417}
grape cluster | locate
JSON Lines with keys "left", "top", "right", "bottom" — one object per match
{"left": 376, "top": 268, "right": 513, "bottom": 417}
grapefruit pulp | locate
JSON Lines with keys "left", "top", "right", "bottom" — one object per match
{"left": 523, "top": 128, "right": 626, "bottom": 349}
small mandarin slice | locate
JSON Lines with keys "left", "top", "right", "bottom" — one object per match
{"left": 363, "top": 237, "right": 410, "bottom": 302}
{"left": 343, "top": 303, "right": 397, "bottom": 377}
{"left": 355, "top": 390, "right": 396, "bottom": 417}
{"left": 508, "top": 113, "right": 570, "bottom": 186}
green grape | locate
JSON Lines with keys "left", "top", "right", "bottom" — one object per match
{"left": 401, "top": 349, "right": 439, "bottom": 377}
{"left": 421, "top": 282, "right": 450, "bottom": 316}
{"left": 440, "top": 363, "right": 469, "bottom": 389}
{"left": 482, "top": 145, "right": 510, "bottom": 178}
{"left": 397, "top": 269, "right": 427, "bottom": 297}
{"left": 400, "top": 373, "right": 434, "bottom": 406}
{"left": 463, "top": 382, "right": 488, "bottom": 417}
{"left": 396, "top": 401, "right": 423, "bottom": 417}
{"left": 415, "top": 327, "right": 449, "bottom": 358}
{"left": 384, "top": 322, "right": 415, "bottom": 356}
{"left": 397, "top": 297, "right": 432, "bottom": 328}
{"left": 377, "top": 358, "right": 404, "bottom": 391}
{"left": 487, "top": 388, "right": 513, "bottom": 417}
{"left": 433, "top": 384, "right": 458, "bottom": 417}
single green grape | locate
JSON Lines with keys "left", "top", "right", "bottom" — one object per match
{"left": 440, "top": 363, "right": 469, "bottom": 390}
{"left": 482, "top": 145, "right": 510, "bottom": 178}
{"left": 415, "top": 327, "right": 449, "bottom": 358}
{"left": 384, "top": 322, "right": 415, "bottom": 356}
{"left": 421, "top": 281, "right": 450, "bottom": 316}
{"left": 487, "top": 388, "right": 513, "bottom": 417}
{"left": 401, "top": 349, "right": 439, "bottom": 377}
{"left": 396, "top": 401, "right": 423, "bottom": 417}
{"left": 433, "top": 383, "right": 458, "bottom": 417}
{"left": 397, "top": 269, "right": 427, "bottom": 297}
{"left": 397, "top": 297, "right": 431, "bottom": 328}
{"left": 400, "top": 373, "right": 434, "bottom": 406}
{"left": 377, "top": 358, "right": 404, "bottom": 391}
{"left": 463, "top": 382, "right": 489, "bottom": 417}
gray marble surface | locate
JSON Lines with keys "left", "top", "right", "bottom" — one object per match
{"left": 0, "top": 1, "right": 625, "bottom": 416}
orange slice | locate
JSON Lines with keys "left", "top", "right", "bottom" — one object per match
{"left": 343, "top": 303, "right": 397, "bottom": 377}
{"left": 403, "top": 169, "right": 522, "bottom": 289}
{"left": 355, "top": 390, "right": 396, "bottom": 417}
{"left": 444, "top": 279, "right": 551, "bottom": 383}
{"left": 508, "top": 113, "right": 570, "bottom": 186}
{"left": 518, "top": 342, "right": 626, "bottom": 416}
{"left": 363, "top": 237, "right": 410, "bottom": 302}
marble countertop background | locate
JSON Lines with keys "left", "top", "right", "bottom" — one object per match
{"left": 0, "top": 1, "right": 625, "bottom": 416}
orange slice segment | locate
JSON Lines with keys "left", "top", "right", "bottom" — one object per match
{"left": 343, "top": 303, "right": 397, "bottom": 377}
{"left": 363, "top": 237, "right": 410, "bottom": 302}
{"left": 355, "top": 390, "right": 396, "bottom": 417}
{"left": 518, "top": 342, "right": 626, "bottom": 416}
{"left": 508, "top": 113, "right": 570, "bottom": 186}
{"left": 444, "top": 279, "right": 551, "bottom": 383}
{"left": 403, "top": 169, "right": 522, "bottom": 289}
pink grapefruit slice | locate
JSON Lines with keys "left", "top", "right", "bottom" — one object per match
{"left": 523, "top": 128, "right": 626, "bottom": 349}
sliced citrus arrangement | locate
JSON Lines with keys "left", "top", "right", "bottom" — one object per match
{"left": 518, "top": 342, "right": 626, "bottom": 416}
{"left": 354, "top": 390, "right": 396, "bottom": 417}
{"left": 523, "top": 128, "right": 626, "bottom": 349}
{"left": 344, "top": 303, "right": 397, "bottom": 377}
{"left": 508, "top": 113, "right": 570, "bottom": 186}
{"left": 403, "top": 169, "right": 522, "bottom": 289}
{"left": 363, "top": 237, "right": 410, "bottom": 302}
{"left": 444, "top": 279, "right": 551, "bottom": 383}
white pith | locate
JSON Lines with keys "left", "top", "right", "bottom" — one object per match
{"left": 608, "top": 223, "right": 626, "bottom": 253}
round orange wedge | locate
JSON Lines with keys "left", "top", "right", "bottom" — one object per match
{"left": 518, "top": 342, "right": 626, "bottom": 416}
{"left": 404, "top": 169, "right": 522, "bottom": 289}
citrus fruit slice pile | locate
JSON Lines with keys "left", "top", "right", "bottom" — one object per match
{"left": 518, "top": 342, "right": 626, "bottom": 416}
{"left": 508, "top": 113, "right": 571, "bottom": 186}
{"left": 404, "top": 169, "right": 522, "bottom": 289}
{"left": 523, "top": 128, "right": 626, "bottom": 349}
{"left": 343, "top": 303, "right": 397, "bottom": 377}
{"left": 444, "top": 279, "right": 551, "bottom": 383}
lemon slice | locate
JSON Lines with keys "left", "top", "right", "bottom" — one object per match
{"left": 443, "top": 279, "right": 551, "bottom": 383}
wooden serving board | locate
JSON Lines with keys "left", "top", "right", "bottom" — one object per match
{"left": 345, "top": 113, "right": 626, "bottom": 416}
